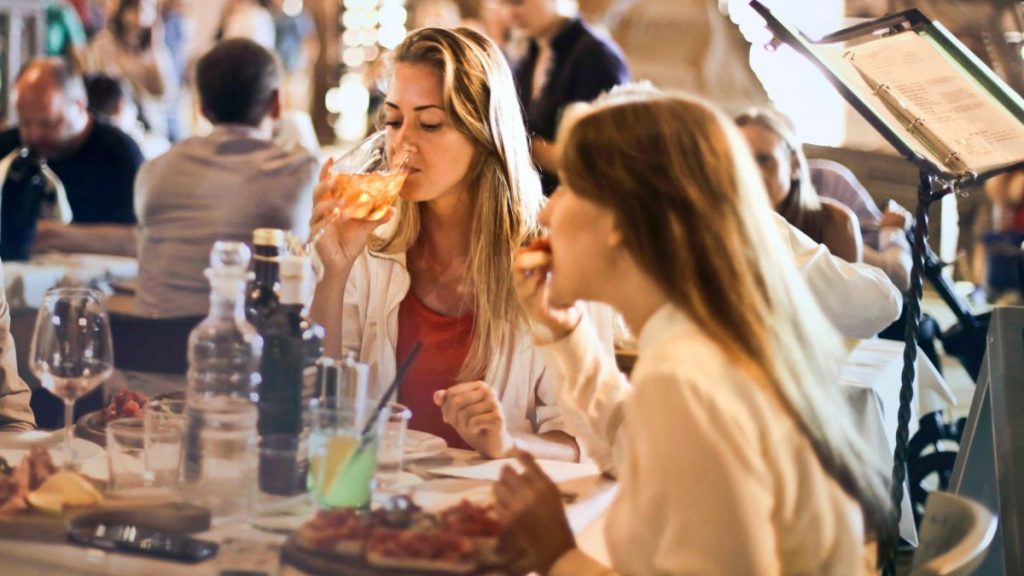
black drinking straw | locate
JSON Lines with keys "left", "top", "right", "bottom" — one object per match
{"left": 360, "top": 341, "right": 422, "bottom": 440}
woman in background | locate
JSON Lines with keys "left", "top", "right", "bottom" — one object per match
{"left": 737, "top": 108, "right": 863, "bottom": 263}
{"left": 89, "top": 0, "right": 176, "bottom": 138}
{"left": 497, "top": 94, "right": 892, "bottom": 574}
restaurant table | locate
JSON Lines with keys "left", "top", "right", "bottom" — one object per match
{"left": 0, "top": 445, "right": 617, "bottom": 576}
{"left": 838, "top": 337, "right": 958, "bottom": 546}
{"left": 3, "top": 252, "right": 138, "bottom": 310}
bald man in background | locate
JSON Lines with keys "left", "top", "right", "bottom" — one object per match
{"left": 0, "top": 58, "right": 141, "bottom": 259}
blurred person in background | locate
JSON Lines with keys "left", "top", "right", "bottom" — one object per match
{"left": 46, "top": 0, "right": 90, "bottom": 71}
{"left": 737, "top": 109, "right": 863, "bottom": 264}
{"left": 501, "top": 0, "right": 629, "bottom": 195}
{"left": 85, "top": 73, "right": 170, "bottom": 158}
{"left": 217, "top": 0, "right": 275, "bottom": 49}
{"left": 810, "top": 159, "right": 912, "bottom": 292}
{"left": 270, "top": 0, "right": 317, "bottom": 112}
{"left": 134, "top": 39, "right": 315, "bottom": 318}
{"left": 89, "top": 0, "right": 178, "bottom": 139}
{"left": 0, "top": 59, "right": 141, "bottom": 259}
{"left": 981, "top": 168, "right": 1024, "bottom": 303}
{"left": 501, "top": 93, "right": 892, "bottom": 575}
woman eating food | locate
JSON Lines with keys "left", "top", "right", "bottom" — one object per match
{"left": 496, "top": 94, "right": 893, "bottom": 574}
{"left": 309, "top": 27, "right": 613, "bottom": 461}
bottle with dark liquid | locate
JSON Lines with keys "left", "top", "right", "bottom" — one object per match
{"left": 246, "top": 228, "right": 284, "bottom": 328}
{"left": 256, "top": 255, "right": 323, "bottom": 496}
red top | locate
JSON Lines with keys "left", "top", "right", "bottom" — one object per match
{"left": 396, "top": 289, "right": 476, "bottom": 450}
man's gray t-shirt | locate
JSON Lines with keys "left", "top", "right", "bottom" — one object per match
{"left": 134, "top": 124, "right": 316, "bottom": 317}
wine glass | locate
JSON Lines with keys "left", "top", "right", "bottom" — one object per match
{"left": 29, "top": 287, "right": 114, "bottom": 470}
{"left": 291, "top": 130, "right": 412, "bottom": 255}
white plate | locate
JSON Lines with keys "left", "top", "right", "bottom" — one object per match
{"left": 403, "top": 430, "right": 447, "bottom": 461}
{"left": 0, "top": 430, "right": 104, "bottom": 470}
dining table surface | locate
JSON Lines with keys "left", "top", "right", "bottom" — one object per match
{"left": 0, "top": 438, "right": 618, "bottom": 576}
{"left": 0, "top": 252, "right": 961, "bottom": 571}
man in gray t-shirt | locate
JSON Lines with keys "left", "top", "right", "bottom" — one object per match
{"left": 134, "top": 39, "right": 316, "bottom": 318}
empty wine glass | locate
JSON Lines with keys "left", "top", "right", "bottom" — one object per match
{"left": 290, "top": 130, "right": 413, "bottom": 255}
{"left": 29, "top": 287, "right": 114, "bottom": 470}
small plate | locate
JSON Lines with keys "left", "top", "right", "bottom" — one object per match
{"left": 404, "top": 430, "right": 447, "bottom": 461}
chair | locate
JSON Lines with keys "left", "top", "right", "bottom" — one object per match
{"left": 108, "top": 313, "right": 204, "bottom": 375}
{"left": 910, "top": 491, "right": 998, "bottom": 576}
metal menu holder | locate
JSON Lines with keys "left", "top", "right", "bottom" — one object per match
{"left": 949, "top": 307, "right": 1024, "bottom": 576}
{"left": 749, "top": 2, "right": 1024, "bottom": 574}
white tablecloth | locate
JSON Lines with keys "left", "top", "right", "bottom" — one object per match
{"left": 3, "top": 253, "right": 138, "bottom": 310}
{"left": 839, "top": 337, "right": 957, "bottom": 545}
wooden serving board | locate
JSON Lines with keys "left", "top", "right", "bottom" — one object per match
{"left": 280, "top": 536, "right": 511, "bottom": 576}
{"left": 0, "top": 500, "right": 210, "bottom": 544}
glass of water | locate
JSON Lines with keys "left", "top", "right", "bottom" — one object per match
{"left": 375, "top": 403, "right": 411, "bottom": 491}
{"left": 107, "top": 418, "right": 147, "bottom": 495}
{"left": 144, "top": 399, "right": 186, "bottom": 491}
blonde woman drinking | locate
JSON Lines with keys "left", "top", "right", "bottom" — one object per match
{"left": 497, "top": 94, "right": 893, "bottom": 574}
{"left": 310, "top": 27, "right": 611, "bottom": 460}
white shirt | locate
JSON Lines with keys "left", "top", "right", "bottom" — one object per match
{"left": 776, "top": 214, "right": 901, "bottom": 338}
{"left": 221, "top": 2, "right": 276, "bottom": 49}
{"left": 340, "top": 249, "right": 616, "bottom": 438}
{"left": 541, "top": 305, "right": 874, "bottom": 575}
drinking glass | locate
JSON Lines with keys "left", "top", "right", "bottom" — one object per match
{"left": 293, "top": 130, "right": 413, "bottom": 255}
{"left": 107, "top": 418, "right": 147, "bottom": 494}
{"left": 375, "top": 403, "right": 411, "bottom": 491}
{"left": 144, "top": 399, "right": 186, "bottom": 490}
{"left": 308, "top": 401, "right": 383, "bottom": 509}
{"left": 29, "top": 287, "right": 113, "bottom": 470}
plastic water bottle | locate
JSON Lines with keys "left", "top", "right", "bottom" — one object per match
{"left": 181, "top": 241, "right": 263, "bottom": 522}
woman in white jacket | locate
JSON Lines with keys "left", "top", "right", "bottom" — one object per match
{"left": 495, "top": 94, "right": 894, "bottom": 574}
{"left": 309, "top": 27, "right": 611, "bottom": 461}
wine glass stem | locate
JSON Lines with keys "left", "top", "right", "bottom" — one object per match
{"left": 64, "top": 399, "right": 77, "bottom": 471}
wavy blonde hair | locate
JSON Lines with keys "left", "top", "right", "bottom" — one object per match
{"left": 561, "top": 95, "right": 895, "bottom": 557}
{"left": 370, "top": 27, "right": 544, "bottom": 381}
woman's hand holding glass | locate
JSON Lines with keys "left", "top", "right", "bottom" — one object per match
{"left": 512, "top": 246, "right": 581, "bottom": 344}
{"left": 433, "top": 381, "right": 514, "bottom": 459}
{"left": 310, "top": 158, "right": 397, "bottom": 274}
{"left": 493, "top": 451, "right": 577, "bottom": 574}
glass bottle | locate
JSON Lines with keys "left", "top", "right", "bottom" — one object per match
{"left": 246, "top": 228, "right": 284, "bottom": 328}
{"left": 181, "top": 241, "right": 263, "bottom": 522}
{"left": 256, "top": 255, "right": 323, "bottom": 496}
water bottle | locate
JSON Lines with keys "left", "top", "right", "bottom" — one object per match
{"left": 181, "top": 241, "right": 263, "bottom": 522}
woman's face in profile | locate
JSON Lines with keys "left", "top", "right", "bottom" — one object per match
{"left": 539, "top": 181, "right": 620, "bottom": 306}
{"left": 383, "top": 63, "right": 476, "bottom": 204}
{"left": 739, "top": 123, "right": 792, "bottom": 208}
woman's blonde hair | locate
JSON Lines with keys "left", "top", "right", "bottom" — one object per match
{"left": 561, "top": 95, "right": 895, "bottom": 557}
{"left": 371, "top": 27, "right": 544, "bottom": 381}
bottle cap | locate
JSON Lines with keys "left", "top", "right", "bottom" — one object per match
{"left": 210, "top": 241, "right": 251, "bottom": 269}
{"left": 253, "top": 228, "right": 285, "bottom": 247}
